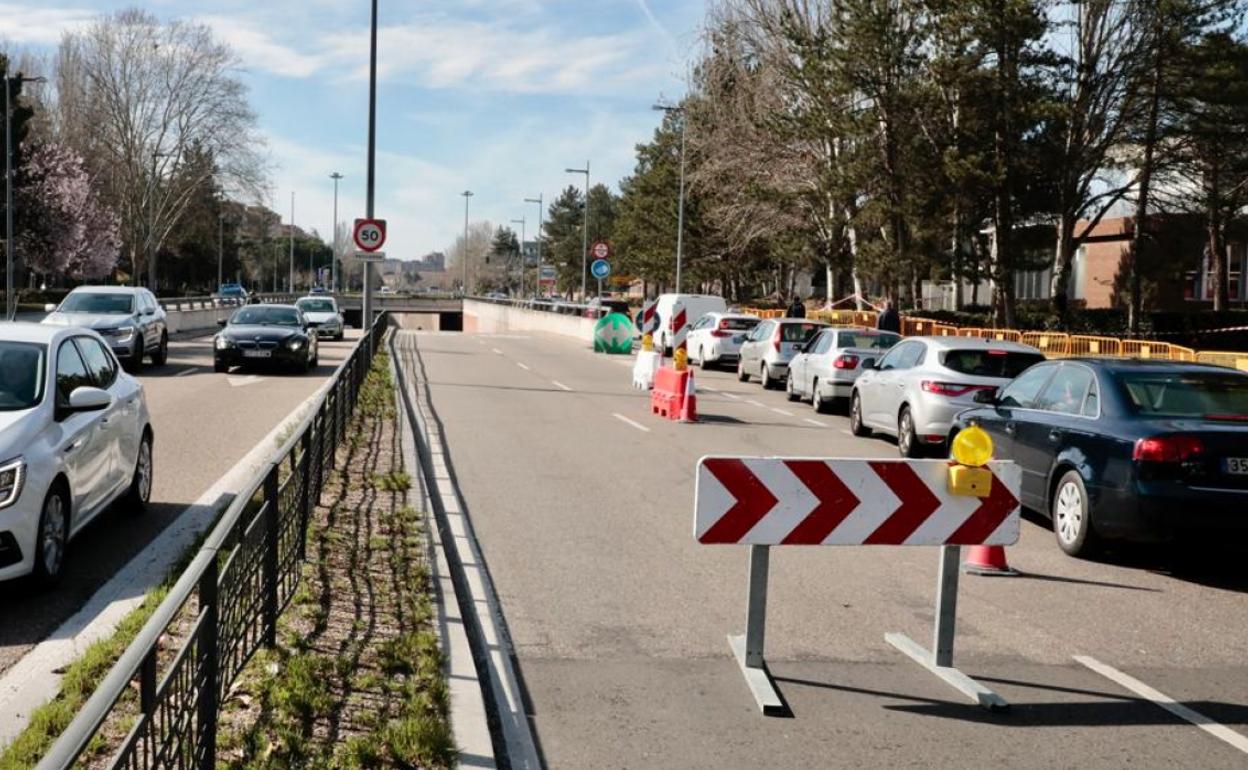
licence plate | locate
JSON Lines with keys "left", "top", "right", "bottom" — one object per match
{"left": 243, "top": 349, "right": 271, "bottom": 359}
{"left": 1224, "top": 457, "right": 1248, "bottom": 475}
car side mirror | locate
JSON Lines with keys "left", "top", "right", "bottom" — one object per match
{"left": 44, "top": 303, "right": 57, "bottom": 313}
{"left": 974, "top": 388, "right": 1000, "bottom": 405}
{"left": 66, "top": 386, "right": 112, "bottom": 414}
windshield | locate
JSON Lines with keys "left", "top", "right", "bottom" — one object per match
{"left": 0, "top": 342, "right": 46, "bottom": 411}
{"left": 837, "top": 331, "right": 900, "bottom": 350}
{"left": 1116, "top": 371, "right": 1248, "bottom": 418}
{"left": 231, "top": 307, "right": 302, "bottom": 326}
{"left": 297, "top": 299, "right": 336, "bottom": 313}
{"left": 59, "top": 292, "right": 134, "bottom": 315}
{"left": 779, "top": 322, "right": 822, "bottom": 342}
{"left": 942, "top": 350, "right": 1045, "bottom": 378}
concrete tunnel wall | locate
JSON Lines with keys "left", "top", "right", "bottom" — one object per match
{"left": 462, "top": 299, "right": 596, "bottom": 342}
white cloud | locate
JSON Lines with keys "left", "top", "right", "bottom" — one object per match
{"left": 0, "top": 4, "right": 93, "bottom": 45}
{"left": 197, "top": 15, "right": 323, "bottom": 78}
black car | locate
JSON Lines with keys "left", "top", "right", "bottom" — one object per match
{"left": 213, "top": 304, "right": 319, "bottom": 374}
{"left": 953, "top": 359, "right": 1248, "bottom": 557}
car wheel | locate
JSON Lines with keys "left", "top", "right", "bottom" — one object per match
{"left": 850, "top": 392, "right": 871, "bottom": 436}
{"left": 737, "top": 358, "right": 750, "bottom": 383}
{"left": 34, "top": 486, "right": 69, "bottom": 586}
{"left": 897, "top": 406, "right": 922, "bottom": 458}
{"left": 760, "top": 364, "right": 775, "bottom": 390}
{"left": 1052, "top": 470, "right": 1100, "bottom": 558}
{"left": 124, "top": 433, "right": 153, "bottom": 511}
{"left": 151, "top": 333, "right": 168, "bottom": 366}
{"left": 128, "top": 343, "right": 144, "bottom": 372}
{"left": 812, "top": 380, "right": 831, "bottom": 414}
{"left": 786, "top": 374, "right": 801, "bottom": 402}
{"left": 335, "top": 333, "right": 344, "bottom": 342}
{"left": 214, "top": 359, "right": 228, "bottom": 374}
{"left": 699, "top": 347, "right": 711, "bottom": 370}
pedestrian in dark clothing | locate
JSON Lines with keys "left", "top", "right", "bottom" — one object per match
{"left": 877, "top": 301, "right": 900, "bottom": 333}
{"left": 786, "top": 295, "right": 806, "bottom": 319}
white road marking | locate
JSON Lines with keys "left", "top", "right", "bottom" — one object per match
{"left": 174, "top": 366, "right": 197, "bottom": 377}
{"left": 1074, "top": 655, "right": 1248, "bottom": 756}
{"left": 804, "top": 418, "right": 828, "bottom": 427}
{"left": 722, "top": 392, "right": 740, "bottom": 400}
{"left": 771, "top": 408, "right": 794, "bottom": 417}
{"left": 612, "top": 413, "right": 651, "bottom": 433}
{"left": 840, "top": 429, "right": 854, "bottom": 436}
{"left": 551, "top": 380, "right": 573, "bottom": 391}
{"left": 226, "top": 375, "right": 264, "bottom": 388}
{"left": 745, "top": 399, "right": 766, "bottom": 408}
{"left": 702, "top": 386, "right": 719, "bottom": 394}
{"left": 492, "top": 348, "right": 504, "bottom": 355}
{"left": 516, "top": 362, "right": 531, "bottom": 371}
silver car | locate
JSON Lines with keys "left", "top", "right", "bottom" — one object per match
{"left": 295, "top": 296, "right": 345, "bottom": 341}
{"left": 43, "top": 286, "right": 168, "bottom": 371}
{"left": 850, "top": 337, "right": 1045, "bottom": 457}
{"left": 737, "top": 318, "right": 828, "bottom": 389}
{"left": 787, "top": 327, "right": 902, "bottom": 412}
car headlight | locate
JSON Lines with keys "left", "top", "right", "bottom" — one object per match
{"left": 287, "top": 338, "right": 304, "bottom": 350}
{"left": 215, "top": 336, "right": 235, "bottom": 350}
{"left": 107, "top": 325, "right": 135, "bottom": 342}
{"left": 0, "top": 459, "right": 25, "bottom": 511}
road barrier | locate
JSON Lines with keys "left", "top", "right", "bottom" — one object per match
{"left": 37, "top": 313, "right": 390, "bottom": 770}
{"left": 695, "top": 455, "right": 1022, "bottom": 715}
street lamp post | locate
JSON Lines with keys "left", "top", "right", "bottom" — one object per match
{"left": 525, "top": 194, "right": 543, "bottom": 300}
{"left": 653, "top": 102, "right": 687, "bottom": 293}
{"left": 217, "top": 210, "right": 224, "bottom": 292}
{"left": 363, "top": 0, "right": 378, "bottom": 334}
{"left": 461, "top": 190, "right": 473, "bottom": 295}
{"left": 288, "top": 191, "right": 295, "bottom": 293}
{"left": 510, "top": 217, "right": 525, "bottom": 298}
{"left": 330, "top": 172, "right": 343, "bottom": 291}
{"left": 565, "top": 162, "right": 590, "bottom": 301}
{"left": 5, "top": 74, "right": 45, "bottom": 320}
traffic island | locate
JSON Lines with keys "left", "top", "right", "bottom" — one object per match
{"left": 212, "top": 353, "right": 454, "bottom": 769}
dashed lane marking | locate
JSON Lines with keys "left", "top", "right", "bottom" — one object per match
{"left": 722, "top": 392, "right": 740, "bottom": 400}
{"left": 551, "top": 381, "right": 573, "bottom": 391}
{"left": 1075, "top": 655, "right": 1248, "bottom": 756}
{"left": 771, "top": 408, "right": 794, "bottom": 417}
{"left": 745, "top": 399, "right": 765, "bottom": 408}
{"left": 174, "top": 366, "right": 197, "bottom": 377}
{"left": 226, "top": 375, "right": 264, "bottom": 388}
{"left": 804, "top": 418, "right": 828, "bottom": 427}
{"left": 612, "top": 413, "right": 651, "bottom": 433}
{"left": 492, "top": 348, "right": 504, "bottom": 355}
{"left": 517, "top": 362, "right": 531, "bottom": 371}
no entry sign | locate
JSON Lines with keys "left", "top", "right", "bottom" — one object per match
{"left": 353, "top": 218, "right": 386, "bottom": 252}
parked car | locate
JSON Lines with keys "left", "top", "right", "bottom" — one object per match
{"left": 0, "top": 324, "right": 153, "bottom": 584}
{"left": 654, "top": 294, "right": 729, "bottom": 353}
{"left": 295, "top": 296, "right": 345, "bottom": 341}
{"left": 851, "top": 337, "right": 1045, "bottom": 457}
{"left": 787, "top": 327, "right": 902, "bottom": 412}
{"left": 43, "top": 286, "right": 168, "bottom": 371}
{"left": 584, "top": 297, "right": 631, "bottom": 319}
{"left": 954, "top": 359, "right": 1248, "bottom": 557}
{"left": 213, "top": 304, "right": 319, "bottom": 374}
{"left": 737, "top": 318, "right": 828, "bottom": 389}
{"left": 688, "top": 313, "right": 761, "bottom": 368}
{"left": 216, "top": 283, "right": 250, "bottom": 304}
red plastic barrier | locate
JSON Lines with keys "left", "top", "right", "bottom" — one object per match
{"left": 651, "top": 366, "right": 697, "bottom": 422}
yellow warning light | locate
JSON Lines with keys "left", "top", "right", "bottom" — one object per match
{"left": 673, "top": 348, "right": 688, "bottom": 371}
{"left": 642, "top": 333, "right": 654, "bottom": 352}
{"left": 952, "top": 425, "right": 993, "bottom": 468}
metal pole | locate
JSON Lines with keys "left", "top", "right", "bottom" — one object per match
{"left": 149, "top": 153, "right": 156, "bottom": 291}
{"left": 511, "top": 217, "right": 525, "bottom": 298}
{"left": 581, "top": 161, "right": 590, "bottom": 301}
{"left": 461, "top": 190, "right": 473, "bottom": 294}
{"left": 217, "top": 212, "right": 224, "bottom": 292}
{"left": 526, "top": 194, "right": 543, "bottom": 299}
{"left": 288, "top": 191, "right": 295, "bottom": 293}
{"left": 933, "top": 545, "right": 961, "bottom": 667}
{"left": 363, "top": 0, "right": 377, "bottom": 333}
{"left": 4, "top": 79, "right": 12, "bottom": 321}
{"left": 675, "top": 113, "right": 687, "bottom": 293}
{"left": 744, "top": 544, "right": 770, "bottom": 668}
{"left": 330, "top": 172, "right": 342, "bottom": 292}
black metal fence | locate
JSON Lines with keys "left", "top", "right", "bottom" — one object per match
{"left": 37, "top": 313, "right": 390, "bottom": 770}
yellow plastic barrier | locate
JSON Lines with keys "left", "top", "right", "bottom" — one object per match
{"left": 1120, "top": 339, "right": 1173, "bottom": 360}
{"left": 1196, "top": 351, "right": 1248, "bottom": 371}
{"left": 1021, "top": 332, "right": 1071, "bottom": 357}
{"left": 1068, "top": 335, "right": 1122, "bottom": 357}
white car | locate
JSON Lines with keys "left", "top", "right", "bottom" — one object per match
{"left": 0, "top": 324, "right": 153, "bottom": 584}
{"left": 688, "top": 313, "right": 760, "bottom": 368}
{"left": 787, "top": 327, "right": 902, "bottom": 412}
{"left": 653, "top": 294, "right": 728, "bottom": 353}
{"left": 295, "top": 296, "right": 345, "bottom": 341}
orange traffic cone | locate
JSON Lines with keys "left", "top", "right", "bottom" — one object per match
{"left": 679, "top": 369, "right": 698, "bottom": 423}
{"left": 962, "top": 545, "right": 1018, "bottom": 576}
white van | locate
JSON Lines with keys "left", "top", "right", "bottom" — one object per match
{"left": 653, "top": 294, "right": 728, "bottom": 353}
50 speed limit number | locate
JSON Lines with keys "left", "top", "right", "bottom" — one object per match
{"left": 353, "top": 219, "right": 386, "bottom": 252}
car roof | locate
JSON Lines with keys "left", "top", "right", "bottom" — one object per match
{"left": 297, "top": 295, "right": 334, "bottom": 302}
{"left": 0, "top": 321, "right": 81, "bottom": 344}
{"left": 239, "top": 303, "right": 299, "bottom": 311}
{"left": 772, "top": 318, "right": 828, "bottom": 325}
{"left": 67, "top": 285, "right": 143, "bottom": 294}
{"left": 915, "top": 336, "right": 1041, "bottom": 353}
{"left": 1064, "top": 357, "right": 1248, "bottom": 375}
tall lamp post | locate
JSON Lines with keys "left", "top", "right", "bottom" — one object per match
{"left": 362, "top": 0, "right": 378, "bottom": 333}
{"left": 461, "top": 190, "right": 473, "bottom": 295}
{"left": 5, "top": 74, "right": 44, "bottom": 320}
{"left": 217, "top": 210, "right": 224, "bottom": 292}
{"left": 565, "top": 162, "right": 590, "bottom": 300}
{"left": 329, "top": 172, "right": 343, "bottom": 291}
{"left": 510, "top": 217, "right": 526, "bottom": 298}
{"left": 653, "top": 102, "right": 687, "bottom": 293}
{"left": 288, "top": 191, "right": 296, "bottom": 292}
{"left": 525, "top": 194, "right": 543, "bottom": 299}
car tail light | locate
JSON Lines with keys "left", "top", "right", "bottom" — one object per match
{"left": 1133, "top": 435, "right": 1205, "bottom": 464}
{"left": 834, "top": 354, "right": 859, "bottom": 369}
{"left": 773, "top": 328, "right": 782, "bottom": 352}
{"left": 921, "top": 381, "right": 992, "bottom": 397}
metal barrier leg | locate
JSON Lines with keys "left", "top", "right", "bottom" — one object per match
{"left": 885, "top": 545, "right": 1008, "bottom": 710}
{"left": 728, "top": 545, "right": 784, "bottom": 716}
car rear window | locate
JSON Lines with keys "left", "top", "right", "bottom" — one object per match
{"left": 836, "top": 331, "right": 900, "bottom": 350}
{"left": 1116, "top": 371, "right": 1248, "bottom": 417}
{"left": 779, "top": 323, "right": 822, "bottom": 342}
{"left": 723, "top": 318, "right": 759, "bottom": 331}
{"left": 942, "top": 350, "right": 1045, "bottom": 378}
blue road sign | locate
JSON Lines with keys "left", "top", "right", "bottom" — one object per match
{"left": 591, "top": 259, "right": 611, "bottom": 280}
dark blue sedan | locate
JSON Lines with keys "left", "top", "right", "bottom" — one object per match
{"left": 952, "top": 359, "right": 1248, "bottom": 557}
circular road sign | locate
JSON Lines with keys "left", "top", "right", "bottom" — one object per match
{"left": 591, "top": 258, "right": 611, "bottom": 280}
{"left": 591, "top": 241, "right": 611, "bottom": 260}
{"left": 353, "top": 219, "right": 386, "bottom": 252}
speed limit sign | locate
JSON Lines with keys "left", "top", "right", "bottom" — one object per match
{"left": 591, "top": 241, "right": 611, "bottom": 260}
{"left": 353, "top": 218, "right": 386, "bottom": 252}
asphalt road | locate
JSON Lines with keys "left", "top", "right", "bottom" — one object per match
{"left": 0, "top": 329, "right": 362, "bottom": 674}
{"left": 400, "top": 329, "right": 1248, "bottom": 769}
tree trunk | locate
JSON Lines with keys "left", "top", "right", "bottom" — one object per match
{"left": 951, "top": 206, "right": 964, "bottom": 312}
{"left": 1128, "top": 23, "right": 1164, "bottom": 336}
{"left": 1050, "top": 211, "right": 1076, "bottom": 317}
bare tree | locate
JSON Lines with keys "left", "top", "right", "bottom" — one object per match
{"left": 53, "top": 9, "right": 267, "bottom": 289}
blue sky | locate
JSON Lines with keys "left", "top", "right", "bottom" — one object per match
{"left": 1, "top": 0, "right": 702, "bottom": 260}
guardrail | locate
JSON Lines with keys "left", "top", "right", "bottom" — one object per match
{"left": 37, "top": 313, "right": 390, "bottom": 770}
{"left": 158, "top": 293, "right": 298, "bottom": 311}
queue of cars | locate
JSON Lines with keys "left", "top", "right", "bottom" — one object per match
{"left": 664, "top": 297, "right": 1248, "bottom": 559}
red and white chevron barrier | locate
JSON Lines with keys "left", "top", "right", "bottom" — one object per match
{"left": 695, "top": 458, "right": 1021, "bottom": 546}
{"left": 671, "top": 302, "right": 688, "bottom": 356}
{"left": 641, "top": 297, "right": 658, "bottom": 337}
